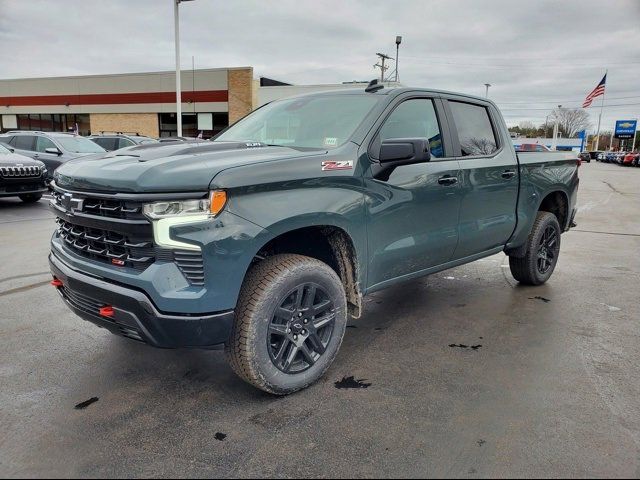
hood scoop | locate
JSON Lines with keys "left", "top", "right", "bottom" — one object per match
{"left": 132, "top": 141, "right": 267, "bottom": 162}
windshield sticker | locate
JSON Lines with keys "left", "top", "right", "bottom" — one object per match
{"left": 322, "top": 160, "right": 353, "bottom": 171}
{"left": 323, "top": 137, "right": 338, "bottom": 147}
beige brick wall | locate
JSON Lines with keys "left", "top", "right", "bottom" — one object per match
{"left": 90, "top": 113, "right": 159, "bottom": 138}
{"left": 227, "top": 68, "right": 255, "bottom": 124}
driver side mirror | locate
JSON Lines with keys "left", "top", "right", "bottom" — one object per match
{"left": 45, "top": 147, "right": 62, "bottom": 156}
{"left": 373, "top": 138, "right": 431, "bottom": 181}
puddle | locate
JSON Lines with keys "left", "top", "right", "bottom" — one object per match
{"left": 335, "top": 376, "right": 372, "bottom": 389}
{"left": 75, "top": 397, "right": 99, "bottom": 410}
{"left": 449, "top": 344, "right": 482, "bottom": 351}
{"left": 529, "top": 296, "right": 551, "bottom": 303}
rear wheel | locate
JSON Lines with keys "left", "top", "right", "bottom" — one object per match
{"left": 509, "top": 211, "right": 561, "bottom": 285}
{"left": 19, "top": 193, "right": 42, "bottom": 203}
{"left": 226, "top": 254, "right": 347, "bottom": 395}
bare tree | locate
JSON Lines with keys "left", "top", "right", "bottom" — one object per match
{"left": 550, "top": 108, "right": 591, "bottom": 137}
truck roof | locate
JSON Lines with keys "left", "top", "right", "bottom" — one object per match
{"left": 277, "top": 85, "right": 498, "bottom": 108}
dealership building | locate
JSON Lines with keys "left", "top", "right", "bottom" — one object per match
{"left": 0, "top": 67, "right": 400, "bottom": 139}
{"left": 0, "top": 67, "right": 256, "bottom": 138}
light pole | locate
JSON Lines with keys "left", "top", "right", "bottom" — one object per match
{"left": 484, "top": 83, "right": 491, "bottom": 98}
{"left": 552, "top": 104, "right": 562, "bottom": 151}
{"left": 395, "top": 36, "right": 402, "bottom": 82}
{"left": 174, "top": 0, "right": 194, "bottom": 137}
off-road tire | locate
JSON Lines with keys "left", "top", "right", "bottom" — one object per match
{"left": 226, "top": 254, "right": 348, "bottom": 395}
{"left": 19, "top": 193, "right": 42, "bottom": 203}
{"left": 509, "top": 211, "right": 561, "bottom": 286}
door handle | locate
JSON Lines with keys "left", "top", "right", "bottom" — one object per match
{"left": 501, "top": 170, "right": 516, "bottom": 179}
{"left": 438, "top": 175, "right": 458, "bottom": 186}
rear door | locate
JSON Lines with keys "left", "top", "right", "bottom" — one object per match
{"left": 364, "top": 95, "right": 462, "bottom": 289}
{"left": 445, "top": 98, "right": 519, "bottom": 259}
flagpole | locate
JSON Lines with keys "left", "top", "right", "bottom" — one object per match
{"left": 594, "top": 69, "right": 607, "bottom": 151}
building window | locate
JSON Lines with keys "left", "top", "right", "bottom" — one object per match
{"left": 6, "top": 113, "right": 90, "bottom": 135}
{"left": 159, "top": 112, "right": 228, "bottom": 139}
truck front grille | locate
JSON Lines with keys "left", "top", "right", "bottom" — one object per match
{"left": 0, "top": 166, "right": 42, "bottom": 178}
{"left": 51, "top": 190, "right": 146, "bottom": 220}
{"left": 56, "top": 217, "right": 155, "bottom": 271}
{"left": 51, "top": 185, "right": 206, "bottom": 285}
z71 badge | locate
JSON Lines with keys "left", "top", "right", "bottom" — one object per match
{"left": 321, "top": 161, "right": 353, "bottom": 171}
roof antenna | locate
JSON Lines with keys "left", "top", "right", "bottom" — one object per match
{"left": 365, "top": 79, "right": 384, "bottom": 93}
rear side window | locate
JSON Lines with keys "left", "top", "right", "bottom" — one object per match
{"left": 92, "top": 137, "right": 118, "bottom": 151}
{"left": 449, "top": 101, "right": 498, "bottom": 156}
{"left": 12, "top": 135, "right": 36, "bottom": 151}
{"left": 118, "top": 138, "right": 135, "bottom": 149}
{"left": 379, "top": 99, "right": 444, "bottom": 158}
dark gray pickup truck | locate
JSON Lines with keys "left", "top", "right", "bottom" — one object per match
{"left": 48, "top": 83, "right": 579, "bottom": 394}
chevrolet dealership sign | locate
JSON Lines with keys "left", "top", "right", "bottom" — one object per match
{"left": 615, "top": 120, "right": 637, "bottom": 139}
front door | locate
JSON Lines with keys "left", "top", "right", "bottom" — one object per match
{"left": 364, "top": 97, "right": 462, "bottom": 289}
{"left": 445, "top": 99, "right": 519, "bottom": 259}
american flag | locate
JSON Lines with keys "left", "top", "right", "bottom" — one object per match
{"left": 582, "top": 74, "right": 606, "bottom": 108}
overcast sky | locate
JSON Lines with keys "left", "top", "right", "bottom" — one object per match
{"left": 1, "top": 0, "right": 639, "bottom": 131}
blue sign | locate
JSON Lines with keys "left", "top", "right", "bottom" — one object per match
{"left": 615, "top": 120, "right": 637, "bottom": 139}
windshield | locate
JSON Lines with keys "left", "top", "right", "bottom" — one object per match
{"left": 56, "top": 136, "right": 106, "bottom": 154}
{"left": 0, "top": 143, "right": 10, "bottom": 155}
{"left": 215, "top": 95, "right": 379, "bottom": 149}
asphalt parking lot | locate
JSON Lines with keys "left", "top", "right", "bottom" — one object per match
{"left": 1, "top": 161, "right": 639, "bottom": 478}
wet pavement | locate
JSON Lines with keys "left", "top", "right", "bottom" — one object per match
{"left": 1, "top": 162, "right": 639, "bottom": 478}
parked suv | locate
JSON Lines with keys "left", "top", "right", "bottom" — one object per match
{"left": 0, "top": 142, "right": 47, "bottom": 202}
{"left": 0, "top": 131, "right": 106, "bottom": 180}
{"left": 88, "top": 133, "right": 158, "bottom": 151}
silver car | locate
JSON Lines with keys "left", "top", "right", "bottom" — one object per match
{"left": 0, "top": 131, "right": 106, "bottom": 180}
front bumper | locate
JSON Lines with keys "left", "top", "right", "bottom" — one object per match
{"left": 49, "top": 252, "right": 234, "bottom": 349}
{"left": 0, "top": 181, "right": 47, "bottom": 197}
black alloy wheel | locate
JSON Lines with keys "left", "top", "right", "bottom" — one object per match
{"left": 268, "top": 283, "right": 335, "bottom": 374}
{"left": 536, "top": 225, "right": 560, "bottom": 275}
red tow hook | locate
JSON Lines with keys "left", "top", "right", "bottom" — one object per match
{"left": 51, "top": 278, "right": 63, "bottom": 288}
{"left": 99, "top": 306, "right": 115, "bottom": 318}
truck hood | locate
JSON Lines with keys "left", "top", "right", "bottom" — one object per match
{"left": 54, "top": 141, "right": 325, "bottom": 193}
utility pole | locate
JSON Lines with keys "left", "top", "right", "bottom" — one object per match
{"left": 395, "top": 36, "right": 402, "bottom": 82}
{"left": 484, "top": 83, "right": 491, "bottom": 98}
{"left": 374, "top": 53, "right": 393, "bottom": 83}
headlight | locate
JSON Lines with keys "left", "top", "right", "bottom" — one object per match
{"left": 142, "top": 191, "right": 227, "bottom": 251}
{"left": 143, "top": 191, "right": 227, "bottom": 219}
{"left": 143, "top": 199, "right": 210, "bottom": 219}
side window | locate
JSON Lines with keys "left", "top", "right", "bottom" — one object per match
{"left": 13, "top": 135, "right": 36, "bottom": 151}
{"left": 118, "top": 138, "right": 135, "bottom": 149}
{"left": 449, "top": 101, "right": 499, "bottom": 156}
{"left": 92, "top": 137, "right": 117, "bottom": 150}
{"left": 379, "top": 99, "right": 444, "bottom": 158}
{"left": 36, "top": 136, "right": 57, "bottom": 153}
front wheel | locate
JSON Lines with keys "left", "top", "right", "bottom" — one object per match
{"left": 509, "top": 211, "right": 561, "bottom": 285}
{"left": 226, "top": 254, "right": 348, "bottom": 395}
{"left": 19, "top": 193, "right": 42, "bottom": 203}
